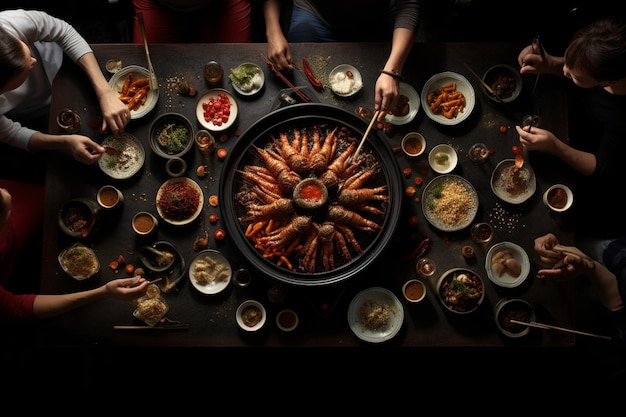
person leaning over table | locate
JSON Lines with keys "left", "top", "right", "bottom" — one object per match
{"left": 0, "top": 9, "right": 130, "bottom": 174}
{"left": 0, "top": 180, "right": 150, "bottom": 321}
{"left": 514, "top": 16, "right": 626, "bottom": 242}
{"left": 262, "top": 0, "right": 420, "bottom": 122}
{"left": 131, "top": 0, "right": 252, "bottom": 43}
{"left": 534, "top": 233, "right": 626, "bottom": 342}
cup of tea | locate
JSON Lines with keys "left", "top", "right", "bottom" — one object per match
{"left": 203, "top": 61, "right": 224, "bottom": 86}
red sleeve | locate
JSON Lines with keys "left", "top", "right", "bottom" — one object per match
{"left": 0, "top": 286, "right": 36, "bottom": 320}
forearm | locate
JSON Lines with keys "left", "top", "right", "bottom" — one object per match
{"left": 383, "top": 28, "right": 414, "bottom": 74}
{"left": 589, "top": 260, "right": 624, "bottom": 312}
{"left": 32, "top": 285, "right": 110, "bottom": 319}
{"left": 76, "top": 52, "right": 112, "bottom": 97}
{"left": 553, "top": 140, "right": 597, "bottom": 176}
{"left": 263, "top": 0, "right": 285, "bottom": 41}
{"left": 27, "top": 131, "right": 72, "bottom": 153}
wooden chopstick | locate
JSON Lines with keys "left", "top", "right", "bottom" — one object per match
{"left": 463, "top": 63, "right": 496, "bottom": 96}
{"left": 351, "top": 110, "right": 380, "bottom": 164}
{"left": 509, "top": 319, "right": 612, "bottom": 340}
{"left": 137, "top": 12, "right": 159, "bottom": 91}
{"left": 260, "top": 54, "right": 312, "bottom": 103}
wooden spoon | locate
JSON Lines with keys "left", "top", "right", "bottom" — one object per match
{"left": 103, "top": 146, "right": 121, "bottom": 156}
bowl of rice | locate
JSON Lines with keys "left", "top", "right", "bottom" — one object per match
{"left": 422, "top": 174, "right": 479, "bottom": 232}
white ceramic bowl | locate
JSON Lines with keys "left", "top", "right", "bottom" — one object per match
{"left": 421, "top": 71, "right": 475, "bottom": 125}
{"left": 196, "top": 89, "right": 239, "bottom": 131}
{"left": 543, "top": 184, "right": 573, "bottom": 212}
{"left": 99, "top": 132, "right": 146, "bottom": 179}
{"left": 236, "top": 300, "right": 266, "bottom": 332}
{"left": 401, "top": 132, "right": 426, "bottom": 157}
{"left": 329, "top": 64, "right": 363, "bottom": 97}
{"left": 491, "top": 159, "right": 536, "bottom": 204}
{"left": 428, "top": 144, "right": 458, "bottom": 174}
{"left": 384, "top": 81, "right": 420, "bottom": 125}
{"left": 189, "top": 249, "right": 232, "bottom": 295}
{"left": 108, "top": 65, "right": 159, "bottom": 119}
{"left": 485, "top": 241, "right": 531, "bottom": 288}
{"left": 421, "top": 174, "right": 479, "bottom": 232}
{"left": 402, "top": 279, "right": 427, "bottom": 303}
{"left": 347, "top": 287, "right": 404, "bottom": 343}
{"left": 229, "top": 62, "right": 265, "bottom": 96}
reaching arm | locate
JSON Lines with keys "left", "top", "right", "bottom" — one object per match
{"left": 32, "top": 276, "right": 149, "bottom": 319}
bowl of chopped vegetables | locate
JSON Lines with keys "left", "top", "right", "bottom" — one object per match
{"left": 148, "top": 112, "right": 195, "bottom": 159}
{"left": 229, "top": 62, "right": 264, "bottom": 96}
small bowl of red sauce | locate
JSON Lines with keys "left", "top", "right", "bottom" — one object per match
{"left": 292, "top": 178, "right": 328, "bottom": 210}
{"left": 401, "top": 132, "right": 426, "bottom": 157}
{"left": 543, "top": 184, "right": 573, "bottom": 213}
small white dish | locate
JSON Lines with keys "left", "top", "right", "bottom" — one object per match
{"left": 543, "top": 184, "right": 573, "bottom": 212}
{"left": 347, "top": 287, "right": 404, "bottom": 343}
{"left": 402, "top": 279, "right": 426, "bottom": 303}
{"left": 329, "top": 64, "right": 363, "bottom": 97}
{"left": 485, "top": 241, "right": 531, "bottom": 288}
{"left": 236, "top": 300, "right": 266, "bottom": 332}
{"left": 108, "top": 65, "right": 159, "bottom": 119}
{"left": 401, "top": 132, "right": 426, "bottom": 157}
{"left": 421, "top": 71, "right": 475, "bottom": 126}
{"left": 196, "top": 89, "right": 238, "bottom": 131}
{"left": 491, "top": 159, "right": 536, "bottom": 204}
{"left": 189, "top": 249, "right": 232, "bottom": 295}
{"left": 98, "top": 133, "right": 145, "bottom": 180}
{"left": 229, "top": 62, "right": 265, "bottom": 96}
{"left": 384, "top": 81, "right": 420, "bottom": 125}
{"left": 428, "top": 143, "right": 458, "bottom": 174}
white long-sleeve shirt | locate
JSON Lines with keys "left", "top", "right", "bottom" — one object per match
{"left": 0, "top": 9, "right": 93, "bottom": 151}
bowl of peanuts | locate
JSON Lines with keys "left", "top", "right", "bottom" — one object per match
{"left": 421, "top": 71, "right": 475, "bottom": 126}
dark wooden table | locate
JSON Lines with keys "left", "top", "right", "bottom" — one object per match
{"left": 39, "top": 42, "right": 578, "bottom": 348}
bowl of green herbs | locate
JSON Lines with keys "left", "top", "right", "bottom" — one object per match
{"left": 148, "top": 112, "right": 194, "bottom": 159}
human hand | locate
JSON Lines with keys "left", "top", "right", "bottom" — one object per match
{"left": 374, "top": 74, "right": 399, "bottom": 122}
{"left": 67, "top": 135, "right": 106, "bottom": 165}
{"left": 515, "top": 125, "right": 560, "bottom": 154}
{"left": 98, "top": 89, "right": 130, "bottom": 135}
{"left": 106, "top": 276, "right": 149, "bottom": 301}
{"left": 266, "top": 34, "right": 294, "bottom": 71}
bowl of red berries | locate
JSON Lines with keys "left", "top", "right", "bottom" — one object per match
{"left": 195, "top": 88, "right": 238, "bottom": 132}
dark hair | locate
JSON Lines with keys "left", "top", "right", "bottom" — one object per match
{"left": 0, "top": 25, "right": 27, "bottom": 91}
{"left": 564, "top": 16, "right": 626, "bottom": 82}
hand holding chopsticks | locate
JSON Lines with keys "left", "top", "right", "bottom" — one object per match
{"left": 261, "top": 53, "right": 312, "bottom": 103}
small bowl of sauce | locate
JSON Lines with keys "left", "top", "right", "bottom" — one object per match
{"left": 292, "top": 178, "right": 328, "bottom": 210}
{"left": 543, "top": 184, "right": 573, "bottom": 212}
{"left": 402, "top": 279, "right": 427, "bottom": 303}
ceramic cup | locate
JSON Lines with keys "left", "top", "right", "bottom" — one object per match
{"left": 97, "top": 185, "right": 124, "bottom": 210}
{"left": 132, "top": 211, "right": 158, "bottom": 236}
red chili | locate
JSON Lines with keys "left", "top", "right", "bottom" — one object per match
{"left": 302, "top": 59, "right": 324, "bottom": 90}
{"left": 405, "top": 237, "right": 431, "bottom": 260}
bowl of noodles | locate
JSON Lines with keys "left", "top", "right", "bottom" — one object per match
{"left": 148, "top": 112, "right": 194, "bottom": 159}
{"left": 155, "top": 177, "right": 204, "bottom": 226}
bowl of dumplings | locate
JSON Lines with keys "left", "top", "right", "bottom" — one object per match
{"left": 485, "top": 241, "right": 531, "bottom": 288}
